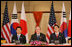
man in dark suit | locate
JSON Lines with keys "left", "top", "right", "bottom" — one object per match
{"left": 11, "top": 26, "right": 26, "bottom": 44}
{"left": 49, "top": 25, "right": 66, "bottom": 44}
{"left": 30, "top": 26, "right": 47, "bottom": 42}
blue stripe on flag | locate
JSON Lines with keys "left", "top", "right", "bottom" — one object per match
{"left": 63, "top": 28, "right": 68, "bottom": 38}
{"left": 10, "top": 23, "right": 17, "bottom": 35}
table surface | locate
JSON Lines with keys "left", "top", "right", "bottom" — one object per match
{"left": 1, "top": 45, "right": 71, "bottom": 46}
{"left": 1, "top": 43, "right": 71, "bottom": 46}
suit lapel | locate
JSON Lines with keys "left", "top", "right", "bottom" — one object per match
{"left": 35, "top": 33, "right": 41, "bottom": 40}
{"left": 58, "top": 32, "right": 61, "bottom": 38}
{"left": 39, "top": 33, "right": 42, "bottom": 40}
{"left": 54, "top": 32, "right": 61, "bottom": 39}
{"left": 35, "top": 33, "right": 42, "bottom": 40}
{"left": 16, "top": 34, "right": 21, "bottom": 40}
{"left": 54, "top": 33, "right": 58, "bottom": 39}
{"left": 19, "top": 34, "right": 23, "bottom": 40}
{"left": 20, "top": 34, "right": 22, "bottom": 38}
{"left": 34, "top": 33, "right": 37, "bottom": 40}
{"left": 15, "top": 35, "right": 18, "bottom": 40}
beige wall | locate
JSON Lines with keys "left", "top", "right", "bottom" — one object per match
{"left": 1, "top": 1, "right": 71, "bottom": 40}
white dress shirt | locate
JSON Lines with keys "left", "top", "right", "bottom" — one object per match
{"left": 17, "top": 34, "right": 21, "bottom": 40}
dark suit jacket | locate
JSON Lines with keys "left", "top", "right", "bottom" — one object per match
{"left": 11, "top": 34, "right": 26, "bottom": 44}
{"left": 49, "top": 32, "right": 66, "bottom": 44}
{"left": 30, "top": 33, "right": 47, "bottom": 42}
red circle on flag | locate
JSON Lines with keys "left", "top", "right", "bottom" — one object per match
{"left": 13, "top": 22, "right": 20, "bottom": 30}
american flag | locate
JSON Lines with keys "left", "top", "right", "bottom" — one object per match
{"left": 46, "top": 1, "right": 57, "bottom": 43}
{"left": 1, "top": 2, "right": 11, "bottom": 43}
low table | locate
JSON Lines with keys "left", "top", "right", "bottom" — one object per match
{"left": 1, "top": 43, "right": 71, "bottom": 46}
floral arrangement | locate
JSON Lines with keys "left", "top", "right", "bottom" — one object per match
{"left": 30, "top": 40, "right": 48, "bottom": 45}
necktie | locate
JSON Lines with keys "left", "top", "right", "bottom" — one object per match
{"left": 56, "top": 34, "right": 58, "bottom": 38}
{"left": 37, "top": 35, "right": 40, "bottom": 40}
{"left": 17, "top": 35, "right": 20, "bottom": 40}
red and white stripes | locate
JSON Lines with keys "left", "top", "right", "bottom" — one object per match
{"left": 1, "top": 23, "right": 11, "bottom": 43}
{"left": 46, "top": 24, "right": 54, "bottom": 43}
